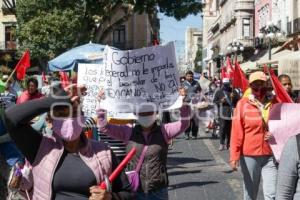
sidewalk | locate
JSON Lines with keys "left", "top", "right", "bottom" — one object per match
{"left": 167, "top": 131, "right": 264, "bottom": 200}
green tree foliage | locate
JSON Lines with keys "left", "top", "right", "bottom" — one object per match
{"left": 194, "top": 48, "right": 202, "bottom": 73}
{"left": 15, "top": 0, "right": 202, "bottom": 68}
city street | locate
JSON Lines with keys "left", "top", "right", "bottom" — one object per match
{"left": 167, "top": 128, "right": 264, "bottom": 200}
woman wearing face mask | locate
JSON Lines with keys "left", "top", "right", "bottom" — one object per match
{"left": 230, "top": 71, "right": 277, "bottom": 200}
{"left": 97, "top": 88, "right": 190, "bottom": 200}
{"left": 4, "top": 84, "right": 133, "bottom": 200}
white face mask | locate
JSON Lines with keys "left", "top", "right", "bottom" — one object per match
{"left": 137, "top": 115, "right": 156, "bottom": 128}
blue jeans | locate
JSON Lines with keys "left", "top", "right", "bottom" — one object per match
{"left": 240, "top": 156, "right": 277, "bottom": 200}
{"left": 136, "top": 188, "right": 168, "bottom": 200}
{"left": 0, "top": 142, "right": 24, "bottom": 167}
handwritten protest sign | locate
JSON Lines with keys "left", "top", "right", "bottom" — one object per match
{"left": 100, "top": 42, "right": 180, "bottom": 113}
{"left": 77, "top": 63, "right": 105, "bottom": 117}
{"left": 77, "top": 63, "right": 138, "bottom": 119}
{"left": 268, "top": 103, "right": 300, "bottom": 161}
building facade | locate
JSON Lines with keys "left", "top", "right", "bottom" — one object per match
{"left": 102, "top": 12, "right": 160, "bottom": 50}
{"left": 255, "top": 0, "right": 300, "bottom": 50}
{"left": 202, "top": 0, "right": 255, "bottom": 77}
{"left": 0, "top": 0, "right": 16, "bottom": 52}
{"left": 185, "top": 27, "right": 202, "bottom": 71}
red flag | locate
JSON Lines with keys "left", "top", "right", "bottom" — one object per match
{"left": 15, "top": 50, "right": 30, "bottom": 80}
{"left": 42, "top": 72, "right": 47, "bottom": 82}
{"left": 233, "top": 62, "right": 249, "bottom": 92}
{"left": 221, "top": 66, "right": 228, "bottom": 79}
{"left": 59, "top": 71, "right": 69, "bottom": 88}
{"left": 264, "top": 65, "right": 293, "bottom": 103}
{"left": 153, "top": 39, "right": 159, "bottom": 46}
{"left": 225, "top": 57, "right": 234, "bottom": 79}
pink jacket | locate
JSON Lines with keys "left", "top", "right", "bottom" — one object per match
{"left": 97, "top": 105, "right": 191, "bottom": 143}
{"left": 22, "top": 134, "right": 112, "bottom": 200}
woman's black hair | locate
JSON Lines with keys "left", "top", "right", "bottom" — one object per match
{"left": 26, "top": 77, "right": 39, "bottom": 88}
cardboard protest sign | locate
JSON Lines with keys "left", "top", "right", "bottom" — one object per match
{"left": 268, "top": 103, "right": 300, "bottom": 161}
{"left": 100, "top": 42, "right": 180, "bottom": 113}
{"left": 77, "top": 63, "right": 137, "bottom": 119}
{"left": 77, "top": 63, "right": 105, "bottom": 117}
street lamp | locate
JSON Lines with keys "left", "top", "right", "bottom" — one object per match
{"left": 258, "top": 21, "right": 282, "bottom": 61}
{"left": 227, "top": 39, "right": 244, "bottom": 62}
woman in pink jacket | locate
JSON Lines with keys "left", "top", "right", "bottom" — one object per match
{"left": 5, "top": 84, "right": 133, "bottom": 200}
{"left": 98, "top": 88, "right": 190, "bottom": 200}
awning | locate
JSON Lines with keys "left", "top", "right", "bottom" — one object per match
{"left": 257, "top": 49, "right": 293, "bottom": 66}
{"left": 240, "top": 61, "right": 257, "bottom": 73}
{"left": 277, "top": 50, "right": 300, "bottom": 90}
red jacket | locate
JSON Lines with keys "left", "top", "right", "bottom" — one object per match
{"left": 17, "top": 90, "right": 43, "bottom": 104}
{"left": 230, "top": 97, "right": 273, "bottom": 161}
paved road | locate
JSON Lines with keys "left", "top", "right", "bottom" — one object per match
{"left": 167, "top": 129, "right": 264, "bottom": 200}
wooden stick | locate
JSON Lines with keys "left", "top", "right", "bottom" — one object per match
{"left": 5, "top": 66, "right": 17, "bottom": 85}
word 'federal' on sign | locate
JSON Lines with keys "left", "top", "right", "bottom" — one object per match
{"left": 100, "top": 42, "right": 180, "bottom": 113}
{"left": 77, "top": 63, "right": 105, "bottom": 117}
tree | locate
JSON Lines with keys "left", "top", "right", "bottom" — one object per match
{"left": 194, "top": 48, "right": 202, "bottom": 73}
{"left": 15, "top": 0, "right": 202, "bottom": 70}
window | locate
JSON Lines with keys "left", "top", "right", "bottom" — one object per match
{"left": 113, "top": 25, "right": 125, "bottom": 49}
{"left": 5, "top": 25, "right": 16, "bottom": 50}
{"left": 243, "top": 18, "right": 250, "bottom": 37}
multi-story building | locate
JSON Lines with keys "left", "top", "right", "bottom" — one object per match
{"left": 185, "top": 27, "right": 202, "bottom": 71}
{"left": 255, "top": 0, "right": 300, "bottom": 50}
{"left": 102, "top": 12, "right": 160, "bottom": 50}
{"left": 0, "top": 0, "right": 17, "bottom": 52}
{"left": 0, "top": 1, "right": 160, "bottom": 54}
{"left": 202, "top": 0, "right": 221, "bottom": 77}
{"left": 202, "top": 0, "right": 255, "bottom": 77}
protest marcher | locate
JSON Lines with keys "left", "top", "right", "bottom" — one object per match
{"left": 4, "top": 84, "right": 133, "bottom": 200}
{"left": 230, "top": 71, "right": 277, "bottom": 200}
{"left": 276, "top": 134, "right": 300, "bottom": 199}
{"left": 213, "top": 78, "right": 239, "bottom": 151}
{"left": 278, "top": 74, "right": 299, "bottom": 103}
{"left": 182, "top": 70, "right": 201, "bottom": 140}
{"left": 17, "top": 77, "right": 43, "bottom": 104}
{"left": 41, "top": 77, "right": 51, "bottom": 96}
{"left": 97, "top": 88, "right": 190, "bottom": 200}
{"left": 0, "top": 98, "right": 25, "bottom": 199}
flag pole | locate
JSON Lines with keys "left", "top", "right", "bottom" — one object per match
{"left": 5, "top": 66, "right": 17, "bottom": 85}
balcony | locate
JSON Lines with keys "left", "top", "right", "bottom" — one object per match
{"left": 235, "top": 0, "right": 255, "bottom": 11}
{"left": 6, "top": 41, "right": 16, "bottom": 50}
{"left": 0, "top": 41, "right": 17, "bottom": 51}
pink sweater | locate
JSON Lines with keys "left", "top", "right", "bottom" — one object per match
{"left": 22, "top": 134, "right": 112, "bottom": 200}
{"left": 97, "top": 105, "right": 191, "bottom": 143}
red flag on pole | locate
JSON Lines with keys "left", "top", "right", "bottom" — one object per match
{"left": 225, "top": 57, "right": 234, "bottom": 79}
{"left": 233, "top": 62, "right": 249, "bottom": 92}
{"left": 59, "top": 71, "right": 69, "bottom": 88}
{"left": 15, "top": 50, "right": 30, "bottom": 80}
{"left": 264, "top": 65, "right": 293, "bottom": 103}
{"left": 221, "top": 66, "right": 228, "bottom": 79}
{"left": 42, "top": 72, "right": 47, "bottom": 82}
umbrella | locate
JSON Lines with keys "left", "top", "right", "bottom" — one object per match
{"left": 48, "top": 43, "right": 106, "bottom": 71}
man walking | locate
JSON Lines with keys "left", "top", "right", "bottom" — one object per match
{"left": 213, "top": 78, "right": 239, "bottom": 150}
{"left": 182, "top": 71, "right": 201, "bottom": 140}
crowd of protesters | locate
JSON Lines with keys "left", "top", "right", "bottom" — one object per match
{"left": 1, "top": 64, "right": 300, "bottom": 200}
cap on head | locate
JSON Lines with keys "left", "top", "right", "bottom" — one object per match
{"left": 222, "top": 78, "right": 230, "bottom": 84}
{"left": 249, "top": 71, "right": 267, "bottom": 84}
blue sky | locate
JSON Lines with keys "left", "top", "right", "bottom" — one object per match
{"left": 159, "top": 13, "right": 202, "bottom": 57}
